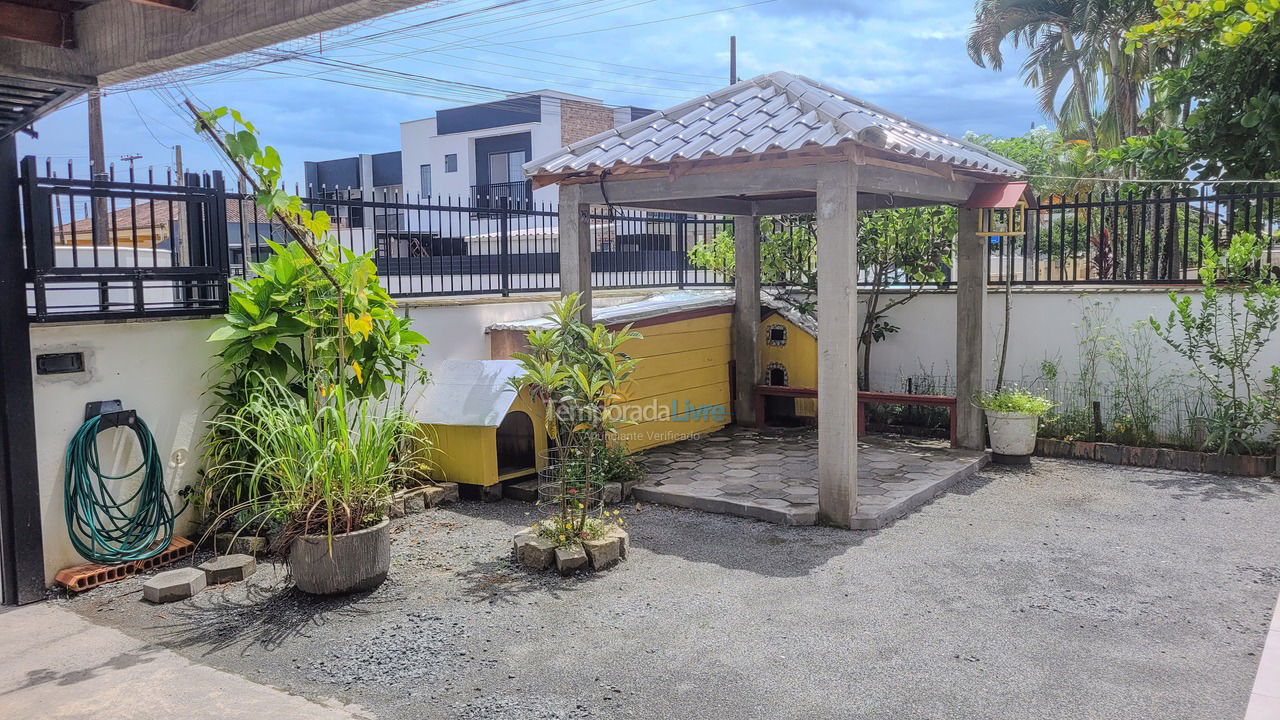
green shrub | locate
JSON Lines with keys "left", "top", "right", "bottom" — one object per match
{"left": 978, "top": 388, "right": 1054, "bottom": 416}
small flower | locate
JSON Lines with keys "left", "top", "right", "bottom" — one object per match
{"left": 352, "top": 361, "right": 365, "bottom": 385}
{"left": 567, "top": 488, "right": 577, "bottom": 494}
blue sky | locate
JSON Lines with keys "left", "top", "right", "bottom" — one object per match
{"left": 17, "top": 0, "right": 1039, "bottom": 186}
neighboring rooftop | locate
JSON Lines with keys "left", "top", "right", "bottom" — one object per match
{"left": 527, "top": 71, "right": 1025, "bottom": 180}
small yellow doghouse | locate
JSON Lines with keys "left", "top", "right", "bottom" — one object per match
{"left": 411, "top": 360, "right": 548, "bottom": 492}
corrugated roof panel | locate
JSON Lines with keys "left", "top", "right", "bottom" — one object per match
{"left": 525, "top": 71, "right": 1025, "bottom": 178}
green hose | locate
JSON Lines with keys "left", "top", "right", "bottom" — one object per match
{"left": 63, "top": 413, "right": 189, "bottom": 565}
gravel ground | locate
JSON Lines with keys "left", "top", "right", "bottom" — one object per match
{"left": 59, "top": 458, "right": 1280, "bottom": 720}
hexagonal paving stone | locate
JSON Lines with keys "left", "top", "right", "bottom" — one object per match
{"left": 723, "top": 468, "right": 758, "bottom": 478}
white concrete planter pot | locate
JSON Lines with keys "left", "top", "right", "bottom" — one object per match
{"left": 289, "top": 519, "right": 390, "bottom": 595}
{"left": 984, "top": 410, "right": 1039, "bottom": 465}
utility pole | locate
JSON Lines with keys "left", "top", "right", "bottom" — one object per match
{"left": 87, "top": 88, "right": 107, "bottom": 246}
{"left": 729, "top": 36, "right": 737, "bottom": 85}
{"left": 120, "top": 153, "right": 142, "bottom": 176}
{"left": 173, "top": 144, "right": 188, "bottom": 266}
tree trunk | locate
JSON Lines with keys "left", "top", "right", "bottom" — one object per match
{"left": 1062, "top": 29, "right": 1100, "bottom": 151}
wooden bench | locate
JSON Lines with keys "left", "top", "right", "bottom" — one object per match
{"left": 752, "top": 385, "right": 958, "bottom": 448}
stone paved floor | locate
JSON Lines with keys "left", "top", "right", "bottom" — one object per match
{"left": 632, "top": 427, "right": 988, "bottom": 528}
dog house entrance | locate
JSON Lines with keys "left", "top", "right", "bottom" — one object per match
{"left": 496, "top": 411, "right": 537, "bottom": 480}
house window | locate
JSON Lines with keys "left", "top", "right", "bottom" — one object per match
{"left": 487, "top": 150, "right": 528, "bottom": 186}
{"left": 419, "top": 164, "right": 432, "bottom": 197}
{"left": 444, "top": 154, "right": 458, "bottom": 173}
{"left": 767, "top": 324, "right": 787, "bottom": 346}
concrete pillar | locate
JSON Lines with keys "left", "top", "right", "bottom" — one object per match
{"left": 815, "top": 161, "right": 859, "bottom": 528}
{"left": 558, "top": 184, "right": 592, "bottom": 324}
{"left": 733, "top": 215, "right": 761, "bottom": 426}
{"left": 955, "top": 207, "right": 985, "bottom": 450}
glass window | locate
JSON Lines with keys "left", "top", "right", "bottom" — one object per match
{"left": 487, "top": 150, "right": 528, "bottom": 184}
{"left": 444, "top": 154, "right": 458, "bottom": 173}
{"left": 419, "top": 164, "right": 431, "bottom": 197}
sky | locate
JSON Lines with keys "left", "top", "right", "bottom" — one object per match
{"left": 16, "top": 0, "right": 1040, "bottom": 187}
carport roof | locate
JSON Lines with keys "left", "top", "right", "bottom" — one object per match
{"left": 526, "top": 71, "right": 1025, "bottom": 182}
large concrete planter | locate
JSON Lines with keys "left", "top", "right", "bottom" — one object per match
{"left": 985, "top": 410, "right": 1038, "bottom": 465}
{"left": 289, "top": 519, "right": 390, "bottom": 595}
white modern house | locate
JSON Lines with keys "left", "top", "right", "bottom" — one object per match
{"left": 398, "top": 90, "right": 651, "bottom": 208}
{"left": 302, "top": 90, "right": 654, "bottom": 264}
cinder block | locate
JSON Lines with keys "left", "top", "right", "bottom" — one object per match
{"left": 582, "top": 536, "right": 621, "bottom": 570}
{"left": 198, "top": 554, "right": 256, "bottom": 584}
{"left": 555, "top": 545, "right": 588, "bottom": 575}
{"left": 143, "top": 567, "right": 206, "bottom": 603}
{"left": 421, "top": 486, "right": 444, "bottom": 508}
{"left": 514, "top": 533, "right": 556, "bottom": 570}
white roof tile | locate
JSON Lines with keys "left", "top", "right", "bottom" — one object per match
{"left": 527, "top": 71, "right": 1024, "bottom": 178}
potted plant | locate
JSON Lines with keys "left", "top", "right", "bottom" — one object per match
{"left": 978, "top": 388, "right": 1053, "bottom": 465}
{"left": 193, "top": 107, "right": 428, "bottom": 593}
{"left": 206, "top": 376, "right": 420, "bottom": 594}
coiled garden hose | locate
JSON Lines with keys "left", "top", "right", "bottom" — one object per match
{"left": 64, "top": 413, "right": 189, "bottom": 565}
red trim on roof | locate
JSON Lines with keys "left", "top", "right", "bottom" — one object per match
{"left": 964, "top": 182, "right": 1035, "bottom": 209}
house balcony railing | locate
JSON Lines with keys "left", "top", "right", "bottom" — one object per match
{"left": 471, "top": 180, "right": 532, "bottom": 209}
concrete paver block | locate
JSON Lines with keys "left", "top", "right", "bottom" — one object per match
{"left": 504, "top": 479, "right": 539, "bottom": 502}
{"left": 606, "top": 527, "right": 629, "bottom": 559}
{"left": 143, "top": 567, "right": 206, "bottom": 603}
{"left": 514, "top": 533, "right": 556, "bottom": 570}
{"left": 555, "top": 545, "right": 588, "bottom": 575}
{"left": 582, "top": 536, "right": 621, "bottom": 570}
{"left": 198, "top": 554, "right": 256, "bottom": 584}
{"left": 437, "top": 482, "right": 460, "bottom": 503}
{"left": 216, "top": 533, "right": 268, "bottom": 557}
{"left": 388, "top": 496, "right": 406, "bottom": 519}
{"left": 601, "top": 482, "right": 623, "bottom": 504}
{"left": 403, "top": 492, "right": 426, "bottom": 514}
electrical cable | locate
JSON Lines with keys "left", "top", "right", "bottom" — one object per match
{"left": 63, "top": 413, "right": 189, "bottom": 565}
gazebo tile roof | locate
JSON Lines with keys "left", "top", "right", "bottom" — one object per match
{"left": 527, "top": 71, "right": 1024, "bottom": 178}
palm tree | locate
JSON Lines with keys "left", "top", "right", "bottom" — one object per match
{"left": 968, "top": 0, "right": 1102, "bottom": 150}
{"left": 967, "top": 0, "right": 1158, "bottom": 149}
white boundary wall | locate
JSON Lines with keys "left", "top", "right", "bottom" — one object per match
{"left": 860, "top": 287, "right": 1280, "bottom": 392}
{"left": 30, "top": 286, "right": 1269, "bottom": 583}
{"left": 27, "top": 291, "right": 649, "bottom": 584}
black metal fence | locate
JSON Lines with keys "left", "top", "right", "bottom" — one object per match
{"left": 20, "top": 158, "right": 730, "bottom": 321}
{"left": 21, "top": 155, "right": 1280, "bottom": 323}
{"left": 991, "top": 186, "right": 1280, "bottom": 285}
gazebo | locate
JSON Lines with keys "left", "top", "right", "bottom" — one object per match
{"left": 525, "top": 71, "right": 1027, "bottom": 528}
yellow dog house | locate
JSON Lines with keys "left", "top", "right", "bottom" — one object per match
{"left": 757, "top": 297, "right": 819, "bottom": 422}
{"left": 488, "top": 290, "right": 737, "bottom": 453}
{"left": 411, "top": 360, "right": 549, "bottom": 492}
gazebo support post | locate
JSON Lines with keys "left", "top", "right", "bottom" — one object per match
{"left": 558, "top": 184, "right": 592, "bottom": 324}
{"left": 954, "top": 207, "right": 985, "bottom": 450}
{"left": 815, "top": 160, "right": 860, "bottom": 527}
{"left": 732, "top": 214, "right": 761, "bottom": 426}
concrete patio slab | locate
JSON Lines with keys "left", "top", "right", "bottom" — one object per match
{"left": 0, "top": 604, "right": 364, "bottom": 720}
{"left": 632, "top": 427, "right": 988, "bottom": 528}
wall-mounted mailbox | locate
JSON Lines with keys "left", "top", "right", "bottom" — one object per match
{"left": 36, "top": 352, "right": 84, "bottom": 375}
